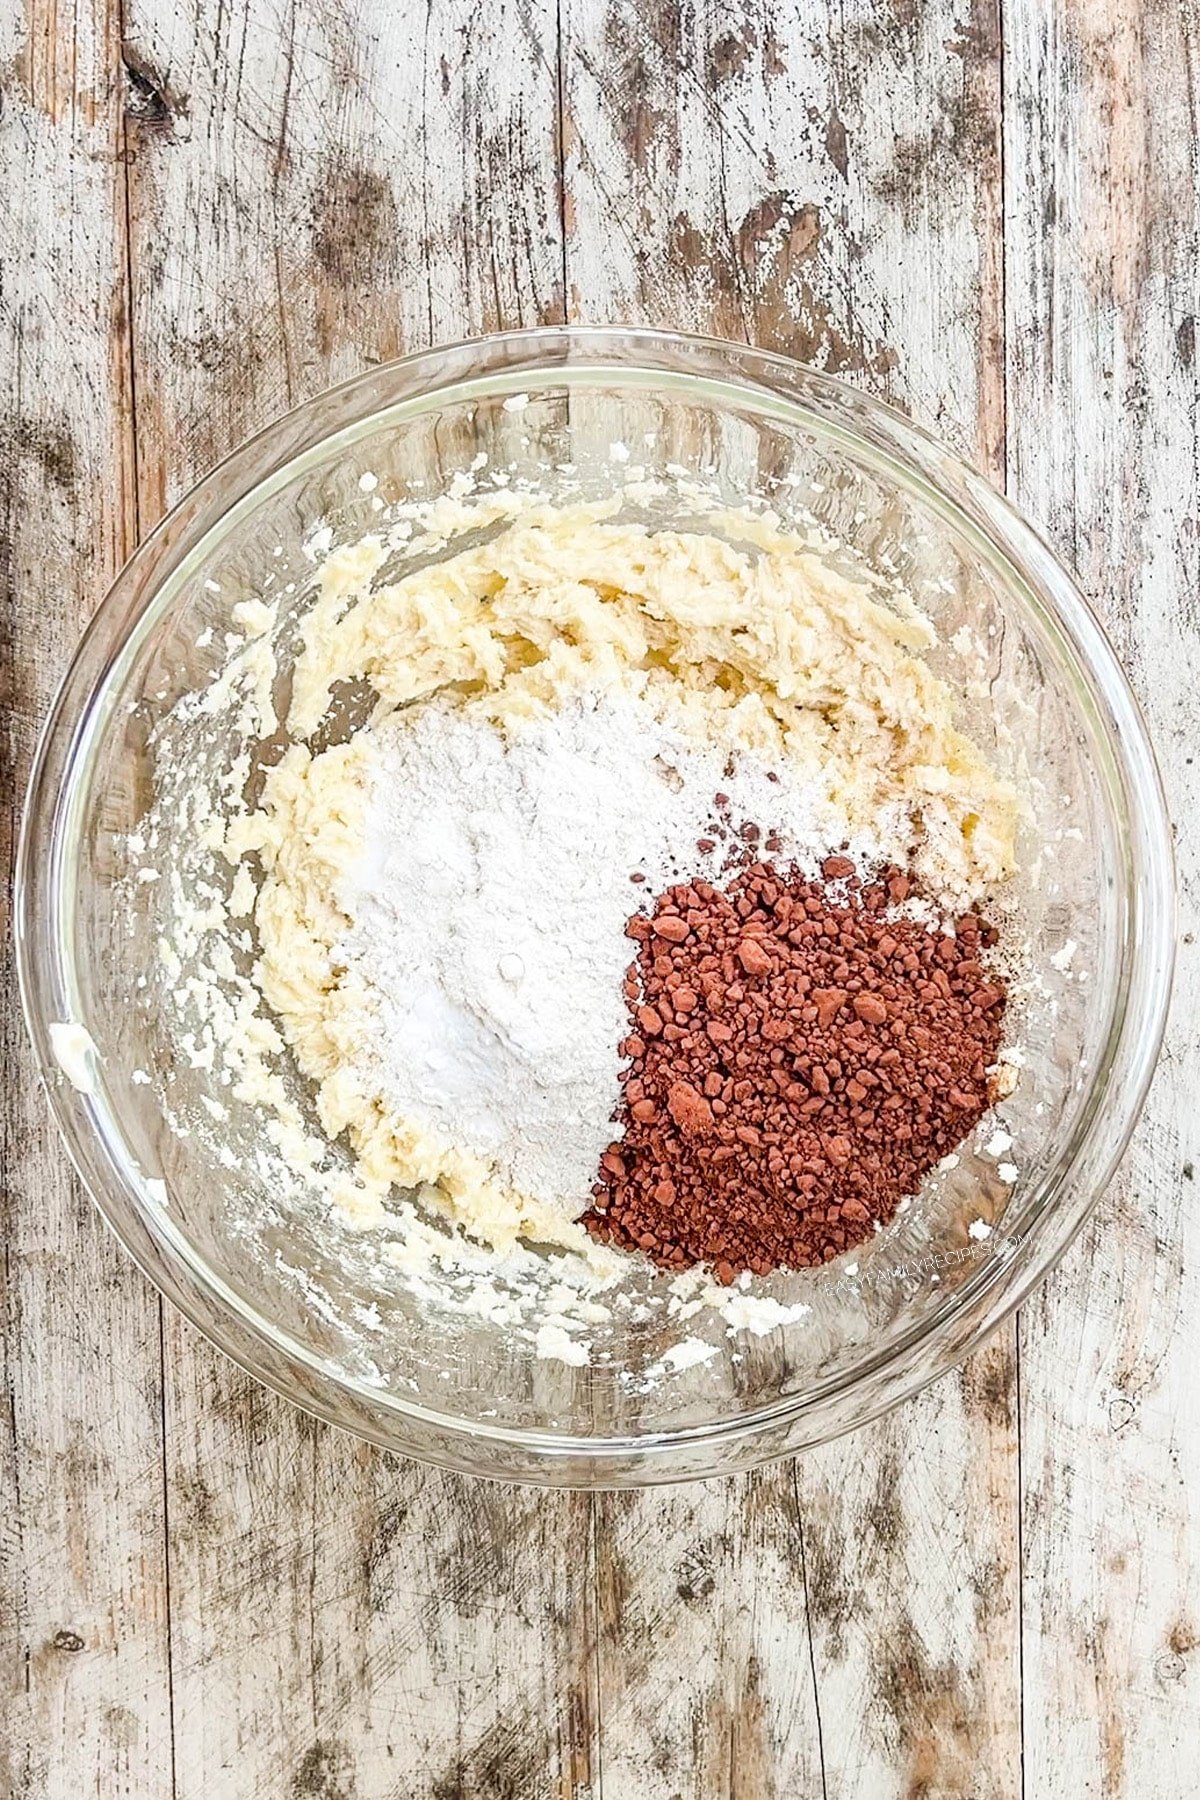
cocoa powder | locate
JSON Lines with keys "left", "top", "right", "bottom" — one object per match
{"left": 584, "top": 858, "right": 1007, "bottom": 1279}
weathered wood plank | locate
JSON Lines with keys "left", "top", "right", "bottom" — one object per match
{"left": 564, "top": 6, "right": 828, "bottom": 1788}
{"left": 797, "top": 1334, "right": 1021, "bottom": 1799}
{"left": 123, "top": 0, "right": 565, "bottom": 517}
{"left": 121, "top": 2, "right": 591, "bottom": 1795}
{"left": 794, "top": 11, "right": 1024, "bottom": 1789}
{"left": 593, "top": 1472, "right": 824, "bottom": 1800}
{"left": 0, "top": 4, "right": 173, "bottom": 1796}
{"left": 162, "top": 1372, "right": 598, "bottom": 1798}
{"left": 564, "top": 4, "right": 1021, "bottom": 1795}
{"left": 1005, "top": 1, "right": 1200, "bottom": 1790}
{"left": 16, "top": 0, "right": 1200, "bottom": 1794}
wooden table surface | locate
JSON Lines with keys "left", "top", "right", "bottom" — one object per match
{"left": 3, "top": 2, "right": 1197, "bottom": 1795}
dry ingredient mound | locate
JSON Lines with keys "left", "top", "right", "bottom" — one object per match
{"left": 584, "top": 859, "right": 1007, "bottom": 1277}
{"left": 213, "top": 495, "right": 1021, "bottom": 1260}
{"left": 338, "top": 688, "right": 868, "bottom": 1222}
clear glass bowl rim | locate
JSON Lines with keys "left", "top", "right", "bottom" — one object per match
{"left": 16, "top": 325, "right": 1176, "bottom": 1486}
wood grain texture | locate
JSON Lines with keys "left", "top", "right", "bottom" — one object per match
{"left": 122, "top": 0, "right": 564, "bottom": 513}
{"left": 790, "top": 9, "right": 1024, "bottom": 1791}
{"left": 4, "top": 0, "right": 1198, "bottom": 1795}
{"left": 120, "top": 3, "right": 591, "bottom": 1797}
{"left": 593, "top": 1472, "right": 824, "bottom": 1800}
{"left": 563, "top": 4, "right": 1021, "bottom": 1794}
{"left": 162, "top": 1371, "right": 597, "bottom": 1799}
{"left": 1005, "top": 0, "right": 1200, "bottom": 1790}
{"left": 0, "top": 3, "right": 173, "bottom": 1797}
{"left": 563, "top": 12, "right": 831, "bottom": 1792}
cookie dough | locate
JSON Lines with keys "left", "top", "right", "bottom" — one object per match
{"left": 225, "top": 500, "right": 1017, "bottom": 1253}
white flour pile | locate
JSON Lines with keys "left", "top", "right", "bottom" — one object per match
{"left": 342, "top": 687, "right": 889, "bottom": 1219}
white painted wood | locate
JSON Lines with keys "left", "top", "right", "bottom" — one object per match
{"left": 593, "top": 1472, "right": 824, "bottom": 1799}
{"left": 799, "top": 1337, "right": 1021, "bottom": 1800}
{"left": 7, "top": 0, "right": 1198, "bottom": 1793}
{"left": 120, "top": 2, "right": 591, "bottom": 1796}
{"left": 784, "top": 9, "right": 1024, "bottom": 1790}
{"left": 0, "top": 3, "right": 173, "bottom": 1796}
{"left": 563, "top": 5, "right": 1021, "bottom": 1796}
{"left": 122, "top": 0, "right": 565, "bottom": 514}
{"left": 161, "top": 1367, "right": 598, "bottom": 1798}
{"left": 1005, "top": 1, "right": 1200, "bottom": 1789}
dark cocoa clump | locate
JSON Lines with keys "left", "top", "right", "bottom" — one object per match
{"left": 583, "top": 859, "right": 1007, "bottom": 1279}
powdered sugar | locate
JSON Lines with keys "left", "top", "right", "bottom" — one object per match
{"left": 343, "top": 686, "right": 893, "bottom": 1219}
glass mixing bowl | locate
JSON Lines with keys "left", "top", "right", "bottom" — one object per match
{"left": 16, "top": 327, "right": 1174, "bottom": 1486}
